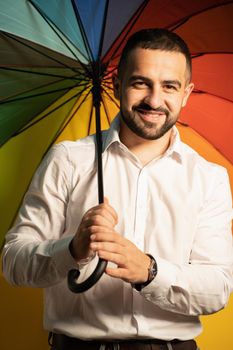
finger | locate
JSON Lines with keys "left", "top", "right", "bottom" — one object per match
{"left": 83, "top": 225, "right": 115, "bottom": 236}
{"left": 104, "top": 197, "right": 109, "bottom": 204}
{"left": 90, "top": 241, "right": 121, "bottom": 254}
{"left": 94, "top": 197, "right": 118, "bottom": 224}
{"left": 90, "top": 242, "right": 127, "bottom": 268}
{"left": 83, "top": 215, "right": 116, "bottom": 230}
{"left": 98, "top": 250, "right": 126, "bottom": 268}
{"left": 103, "top": 199, "right": 118, "bottom": 224}
{"left": 85, "top": 204, "right": 118, "bottom": 227}
{"left": 105, "top": 267, "right": 128, "bottom": 281}
{"left": 90, "top": 231, "right": 128, "bottom": 248}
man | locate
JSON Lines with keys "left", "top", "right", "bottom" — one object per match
{"left": 2, "top": 28, "right": 233, "bottom": 350}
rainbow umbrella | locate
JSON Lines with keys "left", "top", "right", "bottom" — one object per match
{"left": 0, "top": 0, "right": 233, "bottom": 289}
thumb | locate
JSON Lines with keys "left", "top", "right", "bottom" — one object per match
{"left": 104, "top": 196, "right": 109, "bottom": 204}
{"left": 104, "top": 197, "right": 118, "bottom": 225}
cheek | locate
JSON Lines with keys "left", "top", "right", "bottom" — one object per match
{"left": 164, "top": 96, "right": 177, "bottom": 111}
{"left": 121, "top": 90, "right": 138, "bottom": 110}
{"left": 166, "top": 95, "right": 184, "bottom": 112}
{"left": 126, "top": 89, "right": 146, "bottom": 106}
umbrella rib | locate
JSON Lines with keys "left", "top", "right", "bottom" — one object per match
{"left": 87, "top": 101, "right": 95, "bottom": 136}
{"left": 97, "top": 0, "right": 109, "bottom": 59}
{"left": 103, "top": 65, "right": 118, "bottom": 78}
{"left": 101, "top": 92, "right": 113, "bottom": 127}
{"left": 9, "top": 90, "right": 94, "bottom": 211}
{"left": 0, "top": 65, "right": 87, "bottom": 84}
{"left": 0, "top": 73, "right": 73, "bottom": 103}
{"left": 0, "top": 71, "right": 87, "bottom": 104}
{"left": 50, "top": 88, "right": 93, "bottom": 141}
{"left": 193, "top": 89, "right": 233, "bottom": 104}
{"left": 102, "top": 0, "right": 149, "bottom": 64}
{"left": 13, "top": 84, "right": 92, "bottom": 137}
{"left": 101, "top": 85, "right": 120, "bottom": 109}
{"left": 169, "top": 17, "right": 189, "bottom": 32}
{"left": 0, "top": 31, "right": 84, "bottom": 74}
{"left": 0, "top": 81, "right": 90, "bottom": 105}
{"left": 102, "top": 1, "right": 233, "bottom": 63}
{"left": 28, "top": 0, "right": 90, "bottom": 66}
{"left": 192, "top": 52, "right": 233, "bottom": 58}
{"left": 168, "top": 1, "right": 233, "bottom": 32}
{"left": 2, "top": 87, "right": 93, "bottom": 234}
{"left": 176, "top": 119, "right": 233, "bottom": 165}
{"left": 71, "top": 0, "right": 95, "bottom": 64}
{"left": 101, "top": 84, "right": 115, "bottom": 94}
{"left": 177, "top": 120, "right": 190, "bottom": 127}
{"left": 102, "top": 75, "right": 115, "bottom": 89}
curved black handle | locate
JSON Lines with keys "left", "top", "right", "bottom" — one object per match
{"left": 67, "top": 87, "right": 106, "bottom": 293}
{"left": 67, "top": 258, "right": 107, "bottom": 293}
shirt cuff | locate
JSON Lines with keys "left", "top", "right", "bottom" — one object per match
{"left": 140, "top": 257, "right": 178, "bottom": 300}
{"left": 51, "top": 235, "right": 96, "bottom": 279}
{"left": 50, "top": 236, "right": 80, "bottom": 277}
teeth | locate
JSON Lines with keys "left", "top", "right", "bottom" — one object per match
{"left": 139, "top": 110, "right": 162, "bottom": 115}
{"left": 139, "top": 110, "right": 155, "bottom": 114}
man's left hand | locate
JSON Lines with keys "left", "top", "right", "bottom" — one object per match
{"left": 90, "top": 231, "right": 151, "bottom": 284}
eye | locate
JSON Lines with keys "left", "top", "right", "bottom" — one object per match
{"left": 164, "top": 84, "right": 177, "bottom": 91}
{"left": 163, "top": 80, "right": 181, "bottom": 92}
{"left": 132, "top": 81, "right": 148, "bottom": 89}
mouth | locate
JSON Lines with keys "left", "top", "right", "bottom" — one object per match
{"left": 136, "top": 108, "right": 166, "bottom": 122}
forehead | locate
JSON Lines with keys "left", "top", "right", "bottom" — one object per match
{"left": 124, "top": 48, "right": 188, "bottom": 82}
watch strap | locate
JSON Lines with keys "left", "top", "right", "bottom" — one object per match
{"left": 133, "top": 254, "right": 157, "bottom": 291}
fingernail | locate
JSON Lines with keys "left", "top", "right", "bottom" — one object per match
{"left": 90, "top": 234, "right": 96, "bottom": 241}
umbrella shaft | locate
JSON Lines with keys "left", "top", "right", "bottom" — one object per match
{"left": 92, "top": 61, "right": 104, "bottom": 205}
{"left": 94, "top": 93, "right": 104, "bottom": 205}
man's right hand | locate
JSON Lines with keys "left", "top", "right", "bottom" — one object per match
{"left": 69, "top": 198, "right": 118, "bottom": 262}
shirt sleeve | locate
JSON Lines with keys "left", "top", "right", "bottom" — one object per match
{"left": 141, "top": 167, "right": 233, "bottom": 316}
{"left": 2, "top": 143, "right": 81, "bottom": 288}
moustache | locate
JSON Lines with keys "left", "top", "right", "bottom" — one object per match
{"left": 134, "top": 103, "right": 169, "bottom": 117}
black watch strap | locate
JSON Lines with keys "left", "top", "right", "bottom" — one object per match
{"left": 133, "top": 254, "right": 157, "bottom": 291}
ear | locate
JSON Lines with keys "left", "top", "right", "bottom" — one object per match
{"left": 182, "top": 82, "right": 194, "bottom": 107}
{"left": 112, "top": 73, "right": 121, "bottom": 100}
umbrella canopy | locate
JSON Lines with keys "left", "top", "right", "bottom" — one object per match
{"left": 0, "top": 0, "right": 233, "bottom": 252}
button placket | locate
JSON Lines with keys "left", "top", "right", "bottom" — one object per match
{"left": 133, "top": 169, "right": 148, "bottom": 250}
{"left": 132, "top": 168, "right": 149, "bottom": 332}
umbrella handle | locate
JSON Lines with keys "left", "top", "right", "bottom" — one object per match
{"left": 67, "top": 84, "right": 106, "bottom": 293}
{"left": 67, "top": 258, "right": 107, "bottom": 293}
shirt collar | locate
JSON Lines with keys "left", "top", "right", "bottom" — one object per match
{"left": 102, "top": 113, "right": 121, "bottom": 152}
{"left": 164, "top": 126, "right": 183, "bottom": 163}
{"left": 102, "top": 113, "right": 184, "bottom": 163}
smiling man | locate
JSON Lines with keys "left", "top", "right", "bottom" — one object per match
{"left": 3, "top": 29, "right": 233, "bottom": 350}
{"left": 114, "top": 46, "right": 193, "bottom": 163}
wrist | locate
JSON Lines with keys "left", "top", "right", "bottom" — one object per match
{"left": 132, "top": 254, "right": 157, "bottom": 291}
{"left": 69, "top": 238, "right": 95, "bottom": 265}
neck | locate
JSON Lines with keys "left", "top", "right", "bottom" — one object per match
{"left": 119, "top": 122, "right": 172, "bottom": 166}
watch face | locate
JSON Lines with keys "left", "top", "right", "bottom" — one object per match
{"left": 149, "top": 259, "right": 157, "bottom": 280}
{"left": 133, "top": 255, "right": 157, "bottom": 291}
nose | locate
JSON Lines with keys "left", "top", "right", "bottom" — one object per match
{"left": 144, "top": 86, "right": 162, "bottom": 109}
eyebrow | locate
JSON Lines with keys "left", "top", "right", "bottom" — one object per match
{"left": 128, "top": 75, "right": 182, "bottom": 88}
{"left": 128, "top": 75, "right": 151, "bottom": 84}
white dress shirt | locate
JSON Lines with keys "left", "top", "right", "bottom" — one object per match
{"left": 2, "top": 116, "right": 233, "bottom": 341}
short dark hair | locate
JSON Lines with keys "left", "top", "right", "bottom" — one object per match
{"left": 118, "top": 28, "right": 192, "bottom": 82}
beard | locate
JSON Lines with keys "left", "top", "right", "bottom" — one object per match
{"left": 120, "top": 102, "right": 178, "bottom": 140}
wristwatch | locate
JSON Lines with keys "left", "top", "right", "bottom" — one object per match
{"left": 133, "top": 254, "right": 157, "bottom": 291}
